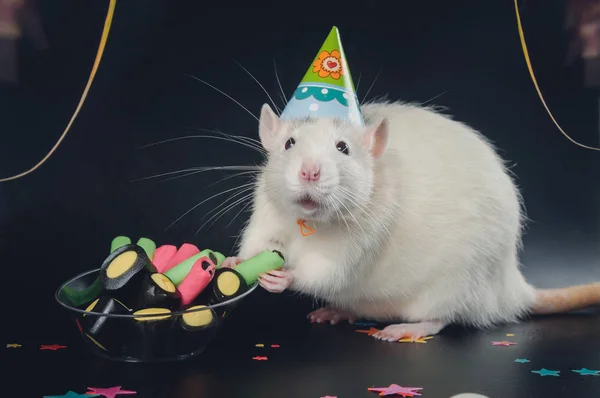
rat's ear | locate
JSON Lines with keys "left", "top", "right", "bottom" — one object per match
{"left": 362, "top": 118, "right": 389, "bottom": 159}
{"left": 259, "top": 103, "right": 281, "bottom": 151}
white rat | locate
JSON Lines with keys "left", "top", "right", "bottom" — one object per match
{"left": 222, "top": 100, "right": 600, "bottom": 341}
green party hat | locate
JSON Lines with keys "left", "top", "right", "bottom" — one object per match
{"left": 280, "top": 26, "right": 364, "bottom": 125}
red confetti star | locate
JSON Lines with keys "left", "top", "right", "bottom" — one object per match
{"left": 40, "top": 344, "right": 67, "bottom": 350}
{"left": 86, "top": 386, "right": 136, "bottom": 398}
{"left": 252, "top": 356, "right": 268, "bottom": 361}
{"left": 491, "top": 341, "right": 517, "bottom": 346}
{"left": 356, "top": 327, "right": 380, "bottom": 336}
{"left": 270, "top": 344, "right": 280, "bottom": 348}
{"left": 368, "top": 384, "right": 423, "bottom": 397}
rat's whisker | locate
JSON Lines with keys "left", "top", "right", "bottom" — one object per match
{"left": 328, "top": 195, "right": 350, "bottom": 236}
{"left": 273, "top": 59, "right": 288, "bottom": 107}
{"left": 206, "top": 170, "right": 259, "bottom": 188}
{"left": 360, "top": 66, "right": 383, "bottom": 106}
{"left": 131, "top": 165, "right": 261, "bottom": 183}
{"left": 333, "top": 192, "right": 366, "bottom": 238}
{"left": 355, "top": 71, "right": 362, "bottom": 95}
{"left": 185, "top": 74, "right": 259, "bottom": 122}
{"left": 131, "top": 167, "right": 200, "bottom": 182}
{"left": 201, "top": 185, "right": 256, "bottom": 222}
{"left": 165, "top": 182, "right": 254, "bottom": 231}
{"left": 143, "top": 129, "right": 267, "bottom": 156}
{"left": 226, "top": 199, "right": 254, "bottom": 228}
{"left": 139, "top": 128, "right": 264, "bottom": 153}
{"left": 196, "top": 192, "right": 255, "bottom": 235}
{"left": 420, "top": 90, "right": 449, "bottom": 107}
{"left": 234, "top": 59, "right": 282, "bottom": 115}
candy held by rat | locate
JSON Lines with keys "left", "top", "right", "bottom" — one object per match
{"left": 232, "top": 25, "right": 600, "bottom": 342}
{"left": 214, "top": 250, "right": 284, "bottom": 300}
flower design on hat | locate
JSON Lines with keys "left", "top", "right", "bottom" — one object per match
{"left": 312, "top": 50, "right": 344, "bottom": 79}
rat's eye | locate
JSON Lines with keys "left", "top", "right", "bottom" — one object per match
{"left": 285, "top": 138, "right": 295, "bottom": 150}
{"left": 336, "top": 141, "right": 349, "bottom": 155}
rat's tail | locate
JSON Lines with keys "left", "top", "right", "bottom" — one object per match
{"left": 532, "top": 283, "right": 600, "bottom": 314}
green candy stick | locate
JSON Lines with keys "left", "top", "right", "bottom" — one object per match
{"left": 110, "top": 236, "right": 131, "bottom": 252}
{"left": 164, "top": 249, "right": 218, "bottom": 286}
{"left": 136, "top": 237, "right": 156, "bottom": 260}
{"left": 235, "top": 250, "right": 285, "bottom": 285}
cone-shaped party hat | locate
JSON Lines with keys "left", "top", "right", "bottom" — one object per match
{"left": 280, "top": 26, "right": 364, "bottom": 125}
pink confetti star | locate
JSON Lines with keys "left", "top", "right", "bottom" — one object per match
{"left": 40, "top": 344, "right": 67, "bottom": 351}
{"left": 368, "top": 384, "right": 423, "bottom": 396}
{"left": 252, "top": 356, "right": 268, "bottom": 360}
{"left": 270, "top": 344, "right": 280, "bottom": 348}
{"left": 86, "top": 386, "right": 136, "bottom": 398}
{"left": 86, "top": 386, "right": 137, "bottom": 398}
{"left": 491, "top": 341, "right": 517, "bottom": 346}
{"left": 321, "top": 396, "right": 337, "bottom": 398}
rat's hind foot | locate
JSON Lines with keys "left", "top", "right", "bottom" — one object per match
{"left": 372, "top": 321, "right": 446, "bottom": 342}
{"left": 307, "top": 307, "right": 357, "bottom": 325}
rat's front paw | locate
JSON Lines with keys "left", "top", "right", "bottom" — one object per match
{"left": 258, "top": 269, "right": 293, "bottom": 293}
{"left": 221, "top": 256, "right": 243, "bottom": 269}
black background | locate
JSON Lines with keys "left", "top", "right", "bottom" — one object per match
{"left": 1, "top": 1, "right": 599, "bottom": 397}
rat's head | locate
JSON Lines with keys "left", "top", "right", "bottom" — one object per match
{"left": 257, "top": 103, "right": 388, "bottom": 223}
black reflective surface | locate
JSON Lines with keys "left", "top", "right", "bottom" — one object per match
{"left": 1, "top": 1, "right": 599, "bottom": 397}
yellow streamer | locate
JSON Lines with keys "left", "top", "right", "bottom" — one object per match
{"left": 514, "top": 0, "right": 599, "bottom": 151}
{"left": 0, "top": 0, "right": 117, "bottom": 182}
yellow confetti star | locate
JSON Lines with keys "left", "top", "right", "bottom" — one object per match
{"left": 506, "top": 333, "right": 515, "bottom": 336}
{"left": 6, "top": 343, "right": 22, "bottom": 348}
{"left": 398, "top": 336, "right": 434, "bottom": 343}
{"left": 255, "top": 343, "right": 264, "bottom": 347}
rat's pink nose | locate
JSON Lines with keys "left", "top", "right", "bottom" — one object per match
{"left": 299, "top": 162, "right": 320, "bottom": 182}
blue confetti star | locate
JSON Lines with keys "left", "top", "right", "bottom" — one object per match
{"left": 354, "top": 321, "right": 377, "bottom": 327}
{"left": 514, "top": 358, "right": 530, "bottom": 363}
{"left": 572, "top": 368, "right": 600, "bottom": 376}
{"left": 44, "top": 391, "right": 100, "bottom": 398}
{"left": 531, "top": 368, "right": 560, "bottom": 377}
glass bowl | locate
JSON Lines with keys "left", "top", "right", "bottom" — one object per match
{"left": 55, "top": 268, "right": 257, "bottom": 363}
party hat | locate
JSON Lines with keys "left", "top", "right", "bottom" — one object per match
{"left": 280, "top": 26, "right": 364, "bottom": 125}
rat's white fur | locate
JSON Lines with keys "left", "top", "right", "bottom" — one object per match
{"left": 238, "top": 100, "right": 538, "bottom": 330}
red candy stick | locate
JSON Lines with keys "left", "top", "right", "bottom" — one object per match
{"left": 177, "top": 256, "right": 216, "bottom": 305}
{"left": 164, "top": 243, "right": 200, "bottom": 273}
{"left": 153, "top": 245, "right": 178, "bottom": 273}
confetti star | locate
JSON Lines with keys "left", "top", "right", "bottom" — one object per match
{"left": 252, "top": 356, "right": 268, "bottom": 360}
{"left": 398, "top": 336, "right": 433, "bottom": 344}
{"left": 368, "top": 384, "right": 423, "bottom": 396}
{"left": 571, "top": 368, "right": 600, "bottom": 376}
{"left": 491, "top": 341, "right": 517, "bottom": 346}
{"left": 43, "top": 391, "right": 100, "bottom": 398}
{"left": 320, "top": 396, "right": 337, "bottom": 398}
{"left": 255, "top": 343, "right": 264, "bottom": 347}
{"left": 356, "top": 327, "right": 380, "bottom": 336}
{"left": 506, "top": 333, "right": 515, "bottom": 336}
{"left": 40, "top": 344, "right": 67, "bottom": 350}
{"left": 86, "top": 386, "right": 136, "bottom": 398}
{"left": 514, "top": 358, "right": 530, "bottom": 363}
{"left": 6, "top": 343, "right": 22, "bottom": 348}
{"left": 531, "top": 368, "right": 560, "bottom": 377}
{"left": 354, "top": 321, "right": 378, "bottom": 327}
{"left": 270, "top": 344, "right": 280, "bottom": 348}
